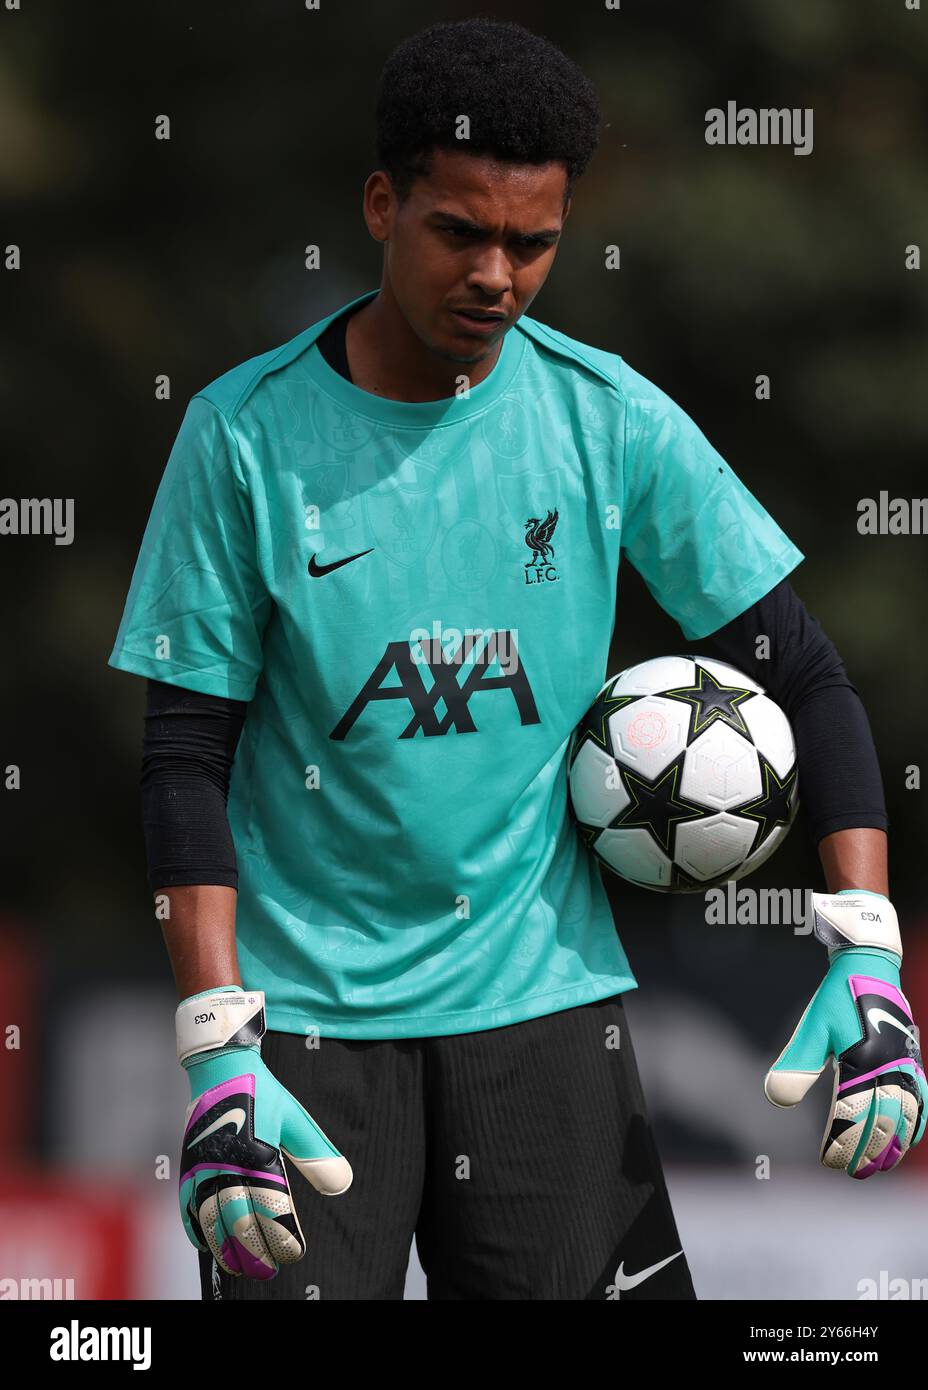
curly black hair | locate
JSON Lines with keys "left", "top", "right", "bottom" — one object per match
{"left": 375, "top": 18, "right": 601, "bottom": 203}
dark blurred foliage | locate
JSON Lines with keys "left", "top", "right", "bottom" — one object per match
{"left": 1, "top": 0, "right": 926, "bottom": 979}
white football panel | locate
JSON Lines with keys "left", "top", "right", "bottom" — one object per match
{"left": 594, "top": 826, "right": 674, "bottom": 889}
{"left": 610, "top": 657, "right": 697, "bottom": 697}
{"left": 681, "top": 722, "right": 762, "bottom": 809}
{"left": 675, "top": 812, "right": 759, "bottom": 881}
{"left": 740, "top": 695, "right": 797, "bottom": 780}
{"left": 568, "top": 741, "right": 630, "bottom": 828}
{"left": 608, "top": 696, "right": 691, "bottom": 779}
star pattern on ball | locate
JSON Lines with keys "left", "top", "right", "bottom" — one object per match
{"left": 669, "top": 862, "right": 710, "bottom": 893}
{"left": 570, "top": 683, "right": 637, "bottom": 764}
{"left": 731, "top": 754, "right": 798, "bottom": 851}
{"left": 575, "top": 821, "right": 601, "bottom": 851}
{"left": 610, "top": 755, "right": 706, "bottom": 855}
{"left": 662, "top": 662, "right": 758, "bottom": 741}
{"left": 621, "top": 863, "right": 706, "bottom": 892}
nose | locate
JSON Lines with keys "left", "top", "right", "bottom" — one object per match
{"left": 465, "top": 247, "right": 513, "bottom": 298}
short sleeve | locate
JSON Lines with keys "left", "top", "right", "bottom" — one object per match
{"left": 109, "top": 396, "right": 271, "bottom": 699}
{"left": 619, "top": 364, "right": 804, "bottom": 641}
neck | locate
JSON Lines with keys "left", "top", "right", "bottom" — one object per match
{"left": 345, "top": 284, "right": 503, "bottom": 402}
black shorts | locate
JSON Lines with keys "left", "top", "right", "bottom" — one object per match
{"left": 198, "top": 993, "right": 695, "bottom": 1300}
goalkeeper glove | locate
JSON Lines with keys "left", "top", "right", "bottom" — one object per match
{"left": 176, "top": 985, "right": 352, "bottom": 1279}
{"left": 765, "top": 891, "right": 927, "bottom": 1177}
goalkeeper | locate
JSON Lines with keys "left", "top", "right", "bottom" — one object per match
{"left": 110, "top": 19, "right": 924, "bottom": 1300}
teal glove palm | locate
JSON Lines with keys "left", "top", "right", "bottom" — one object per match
{"left": 765, "top": 893, "right": 927, "bottom": 1177}
{"left": 177, "top": 987, "right": 352, "bottom": 1279}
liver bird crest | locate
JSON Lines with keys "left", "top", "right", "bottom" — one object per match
{"left": 524, "top": 508, "right": 559, "bottom": 566}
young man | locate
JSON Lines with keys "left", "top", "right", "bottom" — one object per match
{"left": 110, "top": 20, "right": 925, "bottom": 1300}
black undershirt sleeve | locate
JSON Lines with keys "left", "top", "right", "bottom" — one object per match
{"left": 699, "top": 578, "right": 889, "bottom": 846}
{"left": 141, "top": 679, "right": 247, "bottom": 893}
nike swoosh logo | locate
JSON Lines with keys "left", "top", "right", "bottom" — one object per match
{"left": 191, "top": 1107, "right": 247, "bottom": 1144}
{"left": 308, "top": 548, "right": 374, "bottom": 577}
{"left": 866, "top": 1007, "right": 919, "bottom": 1047}
{"left": 614, "top": 1250, "right": 683, "bottom": 1291}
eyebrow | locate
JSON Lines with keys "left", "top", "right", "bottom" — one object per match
{"left": 429, "top": 210, "right": 563, "bottom": 242}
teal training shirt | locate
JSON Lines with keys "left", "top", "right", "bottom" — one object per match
{"left": 110, "top": 289, "right": 804, "bottom": 1038}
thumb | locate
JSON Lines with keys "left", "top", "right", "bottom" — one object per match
{"left": 279, "top": 1093, "right": 353, "bottom": 1196}
{"left": 764, "top": 991, "right": 832, "bottom": 1108}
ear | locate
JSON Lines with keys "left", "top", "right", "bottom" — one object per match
{"left": 362, "top": 170, "right": 395, "bottom": 244}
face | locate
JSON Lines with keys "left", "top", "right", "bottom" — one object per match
{"left": 362, "top": 148, "right": 571, "bottom": 364}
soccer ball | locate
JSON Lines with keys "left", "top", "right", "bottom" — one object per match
{"left": 567, "top": 655, "right": 799, "bottom": 892}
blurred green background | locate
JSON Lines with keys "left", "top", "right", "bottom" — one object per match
{"left": 2, "top": 0, "right": 926, "bottom": 944}
{"left": 2, "top": 0, "right": 928, "bottom": 1299}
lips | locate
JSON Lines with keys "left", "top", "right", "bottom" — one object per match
{"left": 453, "top": 309, "right": 505, "bottom": 321}
{"left": 451, "top": 309, "right": 507, "bottom": 335}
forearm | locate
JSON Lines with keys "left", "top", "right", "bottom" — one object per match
{"left": 141, "top": 679, "right": 247, "bottom": 893}
{"left": 818, "top": 826, "right": 888, "bottom": 899}
{"left": 158, "top": 883, "right": 242, "bottom": 1000}
{"left": 700, "top": 582, "right": 889, "bottom": 865}
{"left": 140, "top": 680, "right": 248, "bottom": 999}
